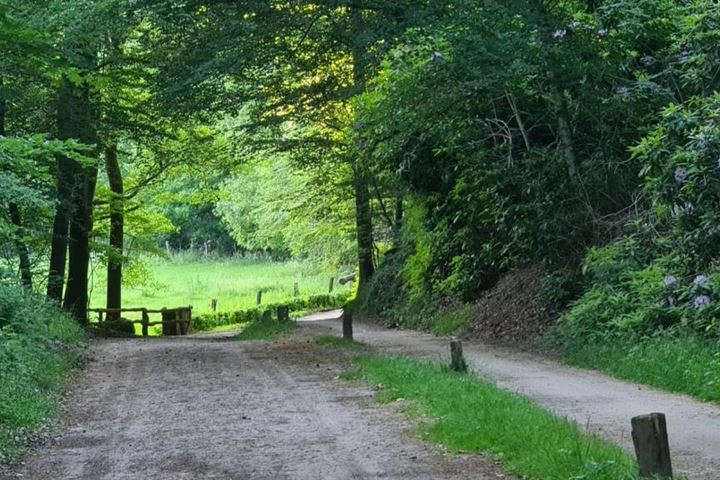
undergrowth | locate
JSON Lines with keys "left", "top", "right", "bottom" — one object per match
{"left": 0, "top": 285, "right": 85, "bottom": 463}
{"left": 553, "top": 332, "right": 720, "bottom": 403}
{"left": 344, "top": 355, "right": 638, "bottom": 480}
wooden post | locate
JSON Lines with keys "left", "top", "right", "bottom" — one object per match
{"left": 328, "top": 277, "right": 334, "bottom": 293}
{"left": 342, "top": 311, "right": 353, "bottom": 341}
{"left": 211, "top": 298, "right": 218, "bottom": 312}
{"left": 256, "top": 290, "right": 262, "bottom": 305}
{"left": 450, "top": 340, "right": 468, "bottom": 373}
{"left": 293, "top": 282, "right": 299, "bottom": 297}
{"left": 262, "top": 309, "right": 272, "bottom": 323}
{"left": 98, "top": 310, "right": 104, "bottom": 324}
{"left": 277, "top": 305, "right": 290, "bottom": 323}
{"left": 632, "top": 413, "right": 673, "bottom": 479}
{"left": 141, "top": 309, "right": 149, "bottom": 337}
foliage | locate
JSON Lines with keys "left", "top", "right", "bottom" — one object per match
{"left": 193, "top": 292, "right": 350, "bottom": 332}
{"left": 0, "top": 284, "right": 85, "bottom": 462}
{"left": 345, "top": 355, "right": 637, "bottom": 480}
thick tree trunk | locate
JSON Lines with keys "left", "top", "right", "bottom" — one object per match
{"left": 351, "top": 8, "right": 375, "bottom": 287}
{"left": 52, "top": 74, "right": 98, "bottom": 323}
{"left": 63, "top": 161, "right": 98, "bottom": 324}
{"left": 104, "top": 145, "right": 124, "bottom": 321}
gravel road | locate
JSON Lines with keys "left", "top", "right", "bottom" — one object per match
{"left": 4, "top": 331, "right": 504, "bottom": 480}
{"left": 302, "top": 310, "right": 720, "bottom": 480}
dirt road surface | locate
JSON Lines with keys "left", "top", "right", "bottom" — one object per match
{"left": 5, "top": 333, "right": 503, "bottom": 480}
{"left": 302, "top": 310, "right": 720, "bottom": 480}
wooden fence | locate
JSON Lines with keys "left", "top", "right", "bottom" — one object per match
{"left": 89, "top": 306, "right": 193, "bottom": 337}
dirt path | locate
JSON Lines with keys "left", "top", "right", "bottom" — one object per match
{"left": 302, "top": 310, "right": 720, "bottom": 480}
{"left": 5, "top": 333, "right": 502, "bottom": 480}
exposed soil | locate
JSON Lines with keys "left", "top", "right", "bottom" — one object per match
{"left": 2, "top": 331, "right": 506, "bottom": 480}
{"left": 464, "top": 268, "right": 556, "bottom": 347}
{"left": 303, "top": 311, "right": 720, "bottom": 480}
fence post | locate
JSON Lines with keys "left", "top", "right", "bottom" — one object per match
{"left": 450, "top": 340, "right": 468, "bottom": 372}
{"left": 293, "top": 282, "right": 299, "bottom": 297}
{"left": 262, "top": 310, "right": 272, "bottom": 323}
{"left": 141, "top": 309, "right": 149, "bottom": 337}
{"left": 256, "top": 290, "right": 263, "bottom": 305}
{"left": 328, "top": 277, "right": 334, "bottom": 293}
{"left": 342, "top": 311, "right": 353, "bottom": 341}
{"left": 277, "top": 305, "right": 290, "bottom": 323}
{"left": 211, "top": 298, "right": 218, "bottom": 312}
{"left": 632, "top": 413, "right": 673, "bottom": 479}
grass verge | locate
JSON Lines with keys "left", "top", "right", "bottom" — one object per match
{"left": 314, "top": 335, "right": 366, "bottom": 350}
{"left": 343, "top": 355, "right": 638, "bottom": 480}
{"left": 234, "top": 320, "right": 297, "bottom": 341}
{"left": 0, "top": 286, "right": 85, "bottom": 463}
{"left": 556, "top": 333, "right": 720, "bottom": 403}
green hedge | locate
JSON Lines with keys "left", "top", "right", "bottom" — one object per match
{"left": 192, "top": 292, "right": 350, "bottom": 331}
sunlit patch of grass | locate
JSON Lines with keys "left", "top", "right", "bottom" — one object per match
{"left": 234, "top": 320, "right": 297, "bottom": 341}
{"left": 346, "top": 355, "right": 638, "bottom": 480}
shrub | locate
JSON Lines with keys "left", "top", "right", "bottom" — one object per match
{"left": 0, "top": 285, "right": 85, "bottom": 463}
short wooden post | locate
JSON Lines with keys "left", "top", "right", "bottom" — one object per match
{"left": 328, "top": 277, "right": 334, "bottom": 293}
{"left": 632, "top": 413, "right": 673, "bottom": 479}
{"left": 98, "top": 310, "right": 104, "bottom": 324}
{"left": 211, "top": 298, "right": 218, "bottom": 312}
{"left": 141, "top": 309, "right": 149, "bottom": 337}
{"left": 256, "top": 290, "right": 262, "bottom": 305}
{"left": 262, "top": 309, "right": 272, "bottom": 323}
{"left": 277, "top": 305, "right": 290, "bottom": 323}
{"left": 293, "top": 282, "right": 299, "bottom": 297}
{"left": 450, "top": 340, "right": 468, "bottom": 373}
{"left": 342, "top": 311, "right": 353, "bottom": 341}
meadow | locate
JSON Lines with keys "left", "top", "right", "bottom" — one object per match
{"left": 89, "top": 256, "right": 352, "bottom": 323}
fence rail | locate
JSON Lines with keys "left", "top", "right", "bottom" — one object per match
{"left": 89, "top": 306, "right": 193, "bottom": 337}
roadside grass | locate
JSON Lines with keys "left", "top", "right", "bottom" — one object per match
{"left": 343, "top": 355, "right": 638, "bottom": 480}
{"left": 234, "top": 320, "right": 297, "bottom": 341}
{"left": 89, "top": 258, "right": 351, "bottom": 316}
{"left": 0, "top": 286, "right": 85, "bottom": 463}
{"left": 557, "top": 333, "right": 720, "bottom": 404}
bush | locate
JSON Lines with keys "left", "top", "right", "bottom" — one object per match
{"left": 192, "top": 292, "right": 351, "bottom": 331}
{"left": 0, "top": 285, "right": 85, "bottom": 463}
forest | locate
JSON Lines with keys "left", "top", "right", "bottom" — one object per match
{"left": 2, "top": 0, "right": 720, "bottom": 478}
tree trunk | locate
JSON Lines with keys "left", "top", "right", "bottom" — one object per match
{"left": 104, "top": 145, "right": 123, "bottom": 321}
{"left": 393, "top": 192, "right": 404, "bottom": 242}
{"left": 0, "top": 83, "right": 33, "bottom": 290}
{"left": 54, "top": 74, "right": 98, "bottom": 324}
{"left": 63, "top": 161, "right": 98, "bottom": 324}
{"left": 351, "top": 8, "right": 375, "bottom": 287}
{"left": 354, "top": 169, "right": 375, "bottom": 285}
{"left": 47, "top": 79, "right": 81, "bottom": 302}
{"left": 8, "top": 204, "right": 33, "bottom": 290}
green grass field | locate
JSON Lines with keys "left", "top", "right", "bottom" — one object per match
{"left": 88, "top": 258, "right": 352, "bottom": 332}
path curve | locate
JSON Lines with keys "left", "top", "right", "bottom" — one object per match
{"left": 302, "top": 310, "right": 720, "bottom": 480}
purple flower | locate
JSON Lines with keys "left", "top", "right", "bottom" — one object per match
{"left": 694, "top": 295, "right": 711, "bottom": 309}
{"left": 663, "top": 275, "right": 678, "bottom": 288}
{"left": 553, "top": 29, "right": 567, "bottom": 39}
{"left": 597, "top": 28, "right": 608, "bottom": 38}
{"left": 693, "top": 275, "right": 708, "bottom": 286}
{"left": 667, "top": 296, "right": 677, "bottom": 307}
{"left": 674, "top": 167, "right": 690, "bottom": 183}
{"left": 640, "top": 56, "right": 657, "bottom": 67}
{"left": 429, "top": 52, "right": 444, "bottom": 62}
